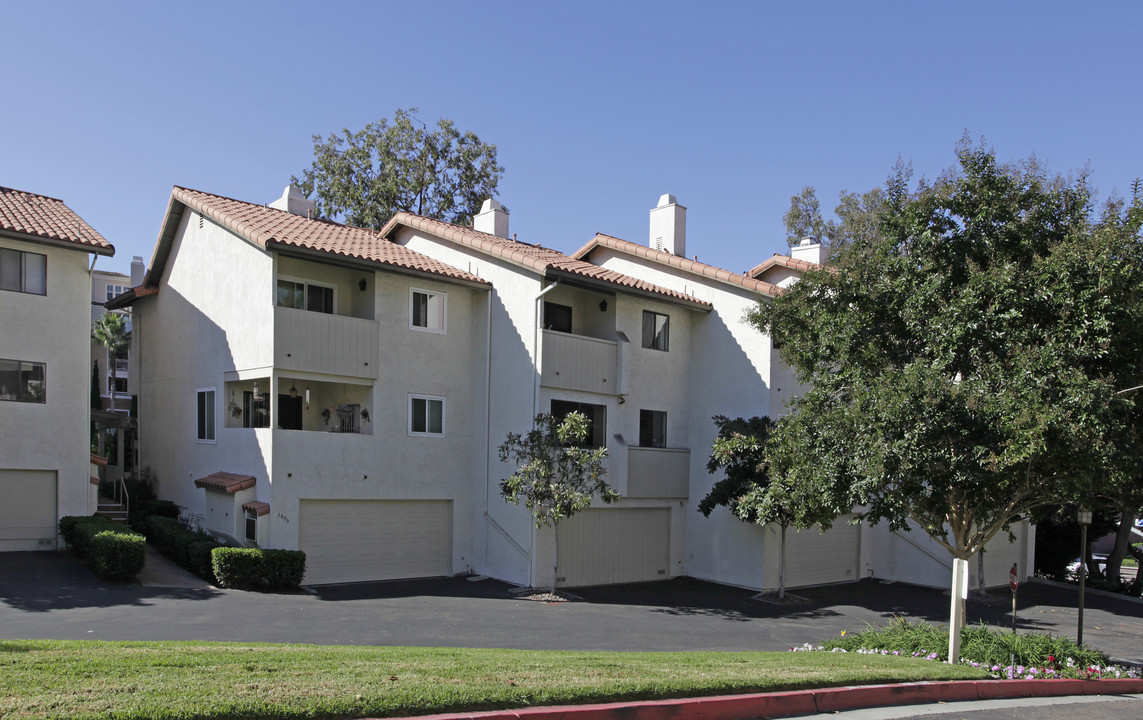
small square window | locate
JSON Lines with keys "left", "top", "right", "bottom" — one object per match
{"left": 409, "top": 394, "right": 445, "bottom": 436}
{"left": 410, "top": 289, "right": 446, "bottom": 333}
{"left": 197, "top": 388, "right": 216, "bottom": 442}
{"left": 642, "top": 310, "right": 669, "bottom": 351}
{"left": 639, "top": 410, "right": 667, "bottom": 448}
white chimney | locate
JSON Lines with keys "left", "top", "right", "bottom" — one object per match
{"left": 791, "top": 237, "right": 825, "bottom": 265}
{"left": 474, "top": 199, "right": 509, "bottom": 238}
{"left": 130, "top": 256, "right": 145, "bottom": 286}
{"left": 649, "top": 193, "right": 686, "bottom": 257}
{"left": 270, "top": 186, "right": 317, "bottom": 218}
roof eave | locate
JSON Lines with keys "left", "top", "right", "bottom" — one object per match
{"left": 545, "top": 267, "right": 711, "bottom": 312}
{"left": 0, "top": 228, "right": 114, "bottom": 256}
{"left": 268, "top": 242, "right": 491, "bottom": 291}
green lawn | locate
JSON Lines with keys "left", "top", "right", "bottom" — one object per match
{"left": 0, "top": 640, "right": 987, "bottom": 720}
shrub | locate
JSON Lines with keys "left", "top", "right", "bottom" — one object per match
{"left": 212, "top": 547, "right": 306, "bottom": 591}
{"left": 58, "top": 516, "right": 145, "bottom": 582}
{"left": 91, "top": 531, "right": 146, "bottom": 581}
{"left": 142, "top": 516, "right": 224, "bottom": 583}
{"left": 129, "top": 498, "right": 180, "bottom": 530}
{"left": 820, "top": 617, "right": 1108, "bottom": 669}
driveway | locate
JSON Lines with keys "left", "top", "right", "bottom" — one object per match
{"left": 1, "top": 551, "right": 1140, "bottom": 664}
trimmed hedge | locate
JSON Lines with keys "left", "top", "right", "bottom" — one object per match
{"left": 212, "top": 547, "right": 306, "bottom": 591}
{"left": 128, "top": 498, "right": 180, "bottom": 530}
{"left": 58, "top": 516, "right": 146, "bottom": 582}
{"left": 142, "top": 516, "right": 224, "bottom": 583}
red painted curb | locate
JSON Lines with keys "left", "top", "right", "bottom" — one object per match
{"left": 385, "top": 678, "right": 1143, "bottom": 720}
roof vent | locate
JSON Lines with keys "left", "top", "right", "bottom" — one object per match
{"left": 269, "top": 186, "right": 317, "bottom": 219}
{"left": 649, "top": 193, "right": 686, "bottom": 257}
{"left": 474, "top": 199, "right": 509, "bottom": 238}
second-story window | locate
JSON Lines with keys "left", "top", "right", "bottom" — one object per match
{"left": 543, "top": 302, "right": 573, "bottom": 333}
{"left": 0, "top": 359, "right": 46, "bottom": 403}
{"left": 642, "top": 310, "right": 670, "bottom": 351}
{"left": 639, "top": 410, "right": 667, "bottom": 448}
{"left": 277, "top": 278, "right": 334, "bottom": 314}
{"left": 0, "top": 248, "right": 47, "bottom": 295}
{"left": 410, "top": 289, "right": 446, "bottom": 333}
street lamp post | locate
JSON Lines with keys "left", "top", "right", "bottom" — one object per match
{"left": 1077, "top": 506, "right": 1092, "bottom": 646}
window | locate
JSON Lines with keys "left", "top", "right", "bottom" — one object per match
{"left": 642, "top": 310, "right": 669, "bottom": 351}
{"left": 639, "top": 410, "right": 667, "bottom": 448}
{"left": 0, "top": 359, "right": 45, "bottom": 403}
{"left": 197, "top": 388, "right": 215, "bottom": 442}
{"left": 410, "top": 289, "right": 446, "bottom": 333}
{"left": 105, "top": 284, "right": 128, "bottom": 302}
{"left": 550, "top": 399, "right": 606, "bottom": 448}
{"left": 543, "top": 302, "right": 573, "bottom": 333}
{"left": 278, "top": 394, "right": 303, "bottom": 430}
{"left": 276, "top": 278, "right": 334, "bottom": 314}
{"left": 243, "top": 391, "right": 270, "bottom": 428}
{"left": 0, "top": 248, "right": 46, "bottom": 295}
{"left": 244, "top": 509, "right": 258, "bottom": 545}
{"left": 409, "top": 394, "right": 445, "bottom": 436}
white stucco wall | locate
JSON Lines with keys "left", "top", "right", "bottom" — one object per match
{"left": 0, "top": 236, "right": 98, "bottom": 529}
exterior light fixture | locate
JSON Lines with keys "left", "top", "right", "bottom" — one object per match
{"left": 1077, "top": 506, "right": 1092, "bottom": 645}
{"left": 599, "top": 299, "right": 608, "bottom": 312}
{"left": 358, "top": 278, "right": 367, "bottom": 291}
{"left": 252, "top": 381, "right": 259, "bottom": 400}
{"left": 289, "top": 384, "right": 298, "bottom": 398}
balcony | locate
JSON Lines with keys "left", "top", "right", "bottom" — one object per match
{"left": 274, "top": 306, "right": 378, "bottom": 379}
{"left": 626, "top": 447, "right": 690, "bottom": 498}
{"left": 541, "top": 330, "right": 619, "bottom": 395}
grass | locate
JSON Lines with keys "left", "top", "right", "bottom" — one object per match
{"left": 0, "top": 640, "right": 987, "bottom": 720}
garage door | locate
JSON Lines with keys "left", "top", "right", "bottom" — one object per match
{"left": 767, "top": 516, "right": 860, "bottom": 589}
{"left": 556, "top": 507, "right": 670, "bottom": 588}
{"left": 299, "top": 500, "right": 451, "bottom": 585}
{"left": 0, "top": 470, "right": 57, "bottom": 552}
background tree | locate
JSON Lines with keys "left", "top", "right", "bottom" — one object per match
{"left": 755, "top": 140, "right": 1143, "bottom": 662}
{"left": 698, "top": 416, "right": 838, "bottom": 599}
{"left": 499, "top": 412, "right": 618, "bottom": 592}
{"left": 292, "top": 107, "right": 504, "bottom": 229}
{"left": 92, "top": 313, "right": 131, "bottom": 412}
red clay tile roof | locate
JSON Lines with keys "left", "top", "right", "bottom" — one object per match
{"left": 163, "top": 187, "right": 486, "bottom": 287}
{"left": 0, "top": 186, "right": 114, "bottom": 255}
{"left": 90, "top": 476, "right": 101, "bottom": 486}
{"left": 242, "top": 501, "right": 271, "bottom": 517}
{"left": 90, "top": 453, "right": 109, "bottom": 467}
{"left": 381, "top": 213, "right": 711, "bottom": 310}
{"left": 103, "top": 284, "right": 157, "bottom": 310}
{"left": 194, "top": 471, "right": 256, "bottom": 494}
{"left": 747, "top": 253, "right": 820, "bottom": 278}
{"left": 572, "top": 234, "right": 781, "bottom": 297}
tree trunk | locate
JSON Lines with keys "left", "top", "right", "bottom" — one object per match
{"left": 976, "top": 549, "right": 985, "bottom": 594}
{"left": 778, "top": 524, "right": 787, "bottom": 600}
{"left": 107, "top": 354, "right": 118, "bottom": 412}
{"left": 1084, "top": 532, "right": 1101, "bottom": 579}
{"left": 552, "top": 522, "right": 559, "bottom": 595}
{"left": 1105, "top": 511, "right": 1136, "bottom": 583}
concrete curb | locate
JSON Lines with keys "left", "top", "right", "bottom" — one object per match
{"left": 387, "top": 679, "right": 1143, "bottom": 720}
{"left": 1029, "top": 577, "right": 1143, "bottom": 606}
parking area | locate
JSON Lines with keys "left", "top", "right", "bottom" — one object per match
{"left": 0, "top": 550, "right": 1140, "bottom": 663}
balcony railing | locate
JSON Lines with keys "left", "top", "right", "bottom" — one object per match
{"left": 274, "top": 306, "right": 378, "bottom": 379}
{"left": 626, "top": 447, "right": 690, "bottom": 498}
{"left": 541, "top": 330, "right": 619, "bottom": 395}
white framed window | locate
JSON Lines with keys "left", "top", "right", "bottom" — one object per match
{"left": 410, "top": 288, "right": 446, "bottom": 333}
{"left": 196, "top": 387, "right": 216, "bottom": 443}
{"left": 0, "top": 247, "right": 46, "bottom": 295}
{"left": 408, "top": 394, "right": 445, "bottom": 437}
{"left": 642, "top": 310, "right": 670, "bottom": 351}
{"left": 105, "top": 284, "right": 128, "bottom": 302}
{"left": 639, "top": 409, "right": 667, "bottom": 448}
{"left": 276, "top": 277, "right": 335, "bottom": 314}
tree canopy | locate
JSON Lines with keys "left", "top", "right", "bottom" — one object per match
{"left": 292, "top": 107, "right": 504, "bottom": 229}
{"left": 756, "top": 141, "right": 1143, "bottom": 565}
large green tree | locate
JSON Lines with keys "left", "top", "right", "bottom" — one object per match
{"left": 92, "top": 313, "right": 131, "bottom": 412}
{"left": 755, "top": 140, "right": 1143, "bottom": 661}
{"left": 293, "top": 107, "right": 504, "bottom": 229}
{"left": 499, "top": 412, "right": 618, "bottom": 592}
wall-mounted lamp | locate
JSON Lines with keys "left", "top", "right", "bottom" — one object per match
{"left": 252, "top": 381, "right": 260, "bottom": 400}
{"left": 599, "top": 299, "right": 608, "bottom": 312}
{"left": 358, "top": 278, "right": 367, "bottom": 291}
{"left": 289, "top": 383, "right": 298, "bottom": 398}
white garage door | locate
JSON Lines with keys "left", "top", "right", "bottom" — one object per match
{"left": 556, "top": 507, "right": 670, "bottom": 588}
{"left": 767, "top": 516, "right": 860, "bottom": 589}
{"left": 298, "top": 499, "right": 451, "bottom": 585}
{"left": 0, "top": 470, "right": 57, "bottom": 552}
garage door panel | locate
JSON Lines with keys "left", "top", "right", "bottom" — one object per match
{"left": 771, "top": 517, "right": 860, "bottom": 588}
{"left": 557, "top": 507, "right": 670, "bottom": 588}
{"left": 0, "top": 470, "right": 57, "bottom": 552}
{"left": 299, "top": 500, "right": 451, "bottom": 585}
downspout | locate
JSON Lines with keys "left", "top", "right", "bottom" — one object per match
{"left": 483, "top": 286, "right": 494, "bottom": 574}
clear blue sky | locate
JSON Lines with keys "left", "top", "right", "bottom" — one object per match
{"left": 4, "top": 1, "right": 1141, "bottom": 277}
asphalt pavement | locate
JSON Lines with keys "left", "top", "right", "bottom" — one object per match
{"left": 1, "top": 549, "right": 1140, "bottom": 663}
